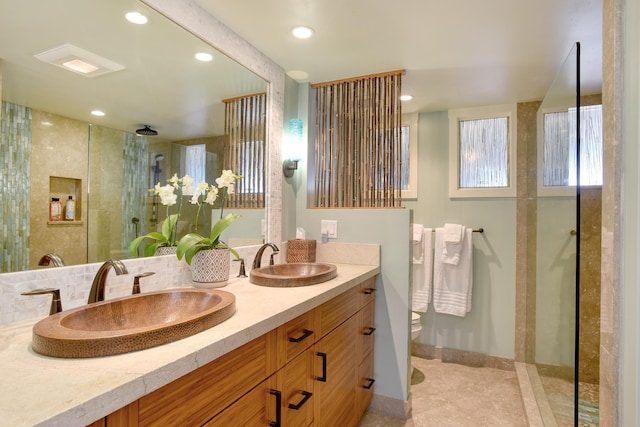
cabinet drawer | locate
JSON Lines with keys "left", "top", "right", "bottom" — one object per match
{"left": 203, "top": 377, "right": 276, "bottom": 427}
{"left": 138, "top": 330, "right": 276, "bottom": 426}
{"left": 316, "top": 286, "right": 359, "bottom": 338}
{"left": 277, "top": 310, "right": 316, "bottom": 367}
{"left": 358, "top": 301, "right": 375, "bottom": 360}
{"left": 356, "top": 350, "right": 375, "bottom": 417}
{"left": 358, "top": 277, "right": 376, "bottom": 309}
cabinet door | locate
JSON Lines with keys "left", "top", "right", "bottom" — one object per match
{"left": 138, "top": 331, "right": 276, "bottom": 426}
{"left": 314, "top": 315, "right": 358, "bottom": 427}
{"left": 279, "top": 348, "right": 315, "bottom": 426}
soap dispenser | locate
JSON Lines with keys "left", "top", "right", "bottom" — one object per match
{"left": 49, "top": 198, "right": 62, "bottom": 221}
{"left": 65, "top": 196, "right": 75, "bottom": 221}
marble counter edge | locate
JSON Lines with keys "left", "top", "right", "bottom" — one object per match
{"left": 0, "top": 263, "right": 379, "bottom": 427}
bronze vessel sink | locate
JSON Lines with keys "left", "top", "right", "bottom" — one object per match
{"left": 250, "top": 262, "right": 337, "bottom": 287}
{"left": 31, "top": 288, "right": 236, "bottom": 358}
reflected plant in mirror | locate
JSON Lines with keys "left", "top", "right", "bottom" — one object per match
{"left": 177, "top": 170, "right": 242, "bottom": 265}
{"left": 130, "top": 174, "right": 195, "bottom": 257}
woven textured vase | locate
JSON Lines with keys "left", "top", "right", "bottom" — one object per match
{"left": 154, "top": 246, "right": 178, "bottom": 256}
{"left": 191, "top": 248, "right": 230, "bottom": 288}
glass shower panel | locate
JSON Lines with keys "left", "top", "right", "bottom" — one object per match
{"left": 87, "top": 124, "right": 149, "bottom": 263}
{"left": 534, "top": 43, "right": 583, "bottom": 426}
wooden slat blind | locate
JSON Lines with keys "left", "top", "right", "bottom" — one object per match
{"left": 223, "top": 92, "right": 266, "bottom": 208}
{"left": 313, "top": 71, "right": 403, "bottom": 208}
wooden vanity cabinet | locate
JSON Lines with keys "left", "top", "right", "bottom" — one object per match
{"left": 137, "top": 331, "right": 276, "bottom": 426}
{"left": 92, "top": 276, "right": 376, "bottom": 427}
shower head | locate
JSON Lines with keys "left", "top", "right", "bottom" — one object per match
{"left": 136, "top": 125, "right": 158, "bottom": 136}
{"left": 154, "top": 153, "right": 165, "bottom": 161}
{"left": 132, "top": 217, "right": 140, "bottom": 224}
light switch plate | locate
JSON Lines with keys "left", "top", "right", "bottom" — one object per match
{"left": 321, "top": 220, "right": 338, "bottom": 238}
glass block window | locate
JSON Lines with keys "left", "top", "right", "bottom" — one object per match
{"left": 185, "top": 144, "right": 206, "bottom": 186}
{"left": 543, "top": 105, "right": 602, "bottom": 187}
{"left": 459, "top": 117, "right": 509, "bottom": 188}
{"left": 401, "top": 125, "right": 410, "bottom": 190}
{"left": 448, "top": 104, "right": 517, "bottom": 198}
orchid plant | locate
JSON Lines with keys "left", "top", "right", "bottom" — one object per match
{"left": 129, "top": 174, "right": 194, "bottom": 257}
{"left": 177, "top": 170, "right": 242, "bottom": 265}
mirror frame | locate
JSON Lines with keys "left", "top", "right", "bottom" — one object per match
{"left": 142, "top": 0, "right": 283, "bottom": 247}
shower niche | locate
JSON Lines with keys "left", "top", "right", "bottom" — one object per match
{"left": 48, "top": 176, "right": 82, "bottom": 224}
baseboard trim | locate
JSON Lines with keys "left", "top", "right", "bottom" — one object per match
{"left": 411, "top": 343, "right": 515, "bottom": 371}
{"left": 368, "top": 393, "right": 412, "bottom": 420}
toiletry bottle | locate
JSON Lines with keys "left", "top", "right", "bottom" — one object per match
{"left": 65, "top": 196, "right": 75, "bottom": 221}
{"left": 50, "top": 198, "right": 62, "bottom": 221}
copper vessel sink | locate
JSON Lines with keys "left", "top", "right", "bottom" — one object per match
{"left": 31, "top": 288, "right": 236, "bottom": 358}
{"left": 250, "top": 263, "right": 337, "bottom": 287}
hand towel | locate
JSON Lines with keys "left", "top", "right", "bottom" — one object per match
{"left": 412, "top": 228, "right": 433, "bottom": 313}
{"left": 413, "top": 223, "right": 423, "bottom": 243}
{"left": 441, "top": 224, "right": 466, "bottom": 265}
{"left": 433, "top": 227, "right": 473, "bottom": 317}
{"left": 443, "top": 223, "right": 463, "bottom": 243}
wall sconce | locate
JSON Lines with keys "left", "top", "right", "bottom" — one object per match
{"left": 283, "top": 158, "right": 299, "bottom": 177}
{"left": 283, "top": 118, "right": 304, "bottom": 178}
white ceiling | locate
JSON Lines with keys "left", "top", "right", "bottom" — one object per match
{"left": 0, "top": 0, "right": 603, "bottom": 141}
{"left": 0, "top": 0, "right": 267, "bottom": 141}
{"left": 196, "top": 0, "right": 603, "bottom": 113}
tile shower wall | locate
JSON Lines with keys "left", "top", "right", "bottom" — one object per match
{"left": 0, "top": 102, "right": 32, "bottom": 272}
{"left": 122, "top": 132, "right": 149, "bottom": 252}
{"left": 30, "top": 110, "right": 89, "bottom": 269}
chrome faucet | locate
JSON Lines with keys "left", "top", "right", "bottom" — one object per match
{"left": 252, "top": 243, "right": 280, "bottom": 269}
{"left": 88, "top": 260, "right": 128, "bottom": 303}
{"left": 38, "top": 253, "right": 65, "bottom": 267}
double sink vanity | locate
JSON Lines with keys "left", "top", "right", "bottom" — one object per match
{"left": 0, "top": 252, "right": 379, "bottom": 426}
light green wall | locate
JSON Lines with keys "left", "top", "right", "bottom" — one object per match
{"left": 285, "top": 82, "right": 413, "bottom": 403}
{"left": 295, "top": 208, "right": 412, "bottom": 403}
{"left": 403, "top": 111, "right": 517, "bottom": 358}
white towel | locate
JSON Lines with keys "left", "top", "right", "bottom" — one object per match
{"left": 412, "top": 228, "right": 433, "bottom": 313}
{"left": 443, "top": 223, "right": 463, "bottom": 243}
{"left": 433, "top": 227, "right": 473, "bottom": 317}
{"left": 413, "top": 223, "right": 423, "bottom": 242}
{"left": 441, "top": 223, "right": 466, "bottom": 265}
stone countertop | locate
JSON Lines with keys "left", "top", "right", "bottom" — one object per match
{"left": 0, "top": 263, "right": 379, "bottom": 427}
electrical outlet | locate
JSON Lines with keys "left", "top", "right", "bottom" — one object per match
{"left": 321, "top": 220, "right": 338, "bottom": 238}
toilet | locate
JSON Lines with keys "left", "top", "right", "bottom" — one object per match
{"left": 411, "top": 311, "right": 422, "bottom": 341}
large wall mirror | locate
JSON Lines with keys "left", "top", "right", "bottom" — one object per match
{"left": 0, "top": 0, "right": 269, "bottom": 272}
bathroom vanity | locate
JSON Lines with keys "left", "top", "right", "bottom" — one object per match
{"left": 0, "top": 262, "right": 378, "bottom": 426}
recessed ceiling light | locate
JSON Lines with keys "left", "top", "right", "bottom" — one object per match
{"left": 63, "top": 59, "right": 99, "bottom": 74}
{"left": 287, "top": 70, "right": 310, "bottom": 81}
{"left": 91, "top": 110, "right": 105, "bottom": 117}
{"left": 292, "top": 26, "right": 315, "bottom": 39}
{"left": 125, "top": 12, "right": 148, "bottom": 25}
{"left": 34, "top": 44, "right": 125, "bottom": 78}
{"left": 195, "top": 52, "right": 213, "bottom": 62}
{"left": 400, "top": 95, "right": 413, "bottom": 101}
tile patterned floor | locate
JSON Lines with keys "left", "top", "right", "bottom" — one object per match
{"left": 538, "top": 375, "right": 600, "bottom": 427}
{"left": 359, "top": 356, "right": 527, "bottom": 427}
